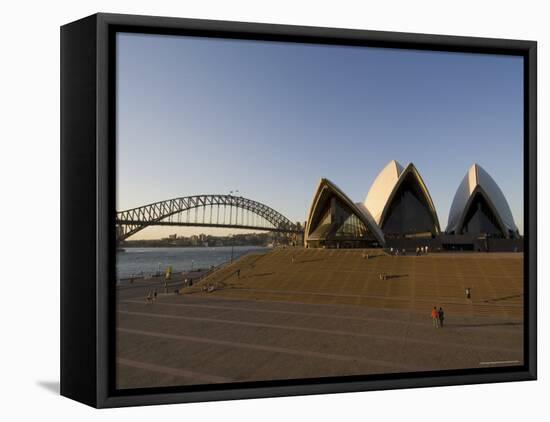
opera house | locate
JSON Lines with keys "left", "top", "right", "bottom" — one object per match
{"left": 304, "top": 161, "right": 521, "bottom": 251}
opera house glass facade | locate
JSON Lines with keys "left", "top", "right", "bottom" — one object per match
{"left": 461, "top": 192, "right": 506, "bottom": 236}
{"left": 305, "top": 160, "right": 519, "bottom": 249}
{"left": 375, "top": 167, "right": 440, "bottom": 239}
{"left": 305, "top": 179, "right": 384, "bottom": 249}
{"left": 446, "top": 163, "right": 519, "bottom": 238}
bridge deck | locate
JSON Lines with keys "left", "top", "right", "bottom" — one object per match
{"left": 116, "top": 194, "right": 302, "bottom": 241}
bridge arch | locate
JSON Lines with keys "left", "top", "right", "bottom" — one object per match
{"left": 116, "top": 194, "right": 301, "bottom": 242}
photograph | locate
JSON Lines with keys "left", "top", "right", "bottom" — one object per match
{"left": 114, "top": 31, "right": 525, "bottom": 390}
{"left": 2, "top": 0, "right": 548, "bottom": 418}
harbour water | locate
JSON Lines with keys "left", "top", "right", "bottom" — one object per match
{"left": 116, "top": 245, "right": 270, "bottom": 279}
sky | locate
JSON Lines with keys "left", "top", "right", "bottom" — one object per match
{"left": 116, "top": 32, "right": 524, "bottom": 240}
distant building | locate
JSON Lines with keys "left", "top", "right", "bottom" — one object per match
{"left": 190, "top": 235, "right": 199, "bottom": 246}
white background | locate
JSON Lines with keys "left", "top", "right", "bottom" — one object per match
{"left": 0, "top": 0, "right": 547, "bottom": 420}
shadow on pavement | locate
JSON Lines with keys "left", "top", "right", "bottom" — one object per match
{"left": 36, "top": 380, "right": 60, "bottom": 395}
{"left": 483, "top": 294, "right": 523, "bottom": 303}
{"left": 450, "top": 322, "right": 523, "bottom": 329}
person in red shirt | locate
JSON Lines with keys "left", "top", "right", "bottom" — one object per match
{"left": 431, "top": 306, "right": 439, "bottom": 328}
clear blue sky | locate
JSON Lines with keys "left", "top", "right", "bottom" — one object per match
{"left": 116, "top": 32, "right": 524, "bottom": 239}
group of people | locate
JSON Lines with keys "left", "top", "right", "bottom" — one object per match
{"left": 388, "top": 247, "right": 406, "bottom": 256}
{"left": 387, "top": 246, "right": 430, "bottom": 256}
{"left": 145, "top": 289, "right": 158, "bottom": 304}
{"left": 431, "top": 306, "right": 445, "bottom": 328}
{"left": 416, "top": 246, "right": 429, "bottom": 256}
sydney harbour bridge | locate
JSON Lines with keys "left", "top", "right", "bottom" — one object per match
{"left": 116, "top": 194, "right": 303, "bottom": 243}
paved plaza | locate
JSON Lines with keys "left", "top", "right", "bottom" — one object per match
{"left": 116, "top": 249, "right": 523, "bottom": 389}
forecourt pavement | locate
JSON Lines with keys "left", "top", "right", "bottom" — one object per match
{"left": 116, "top": 249, "right": 523, "bottom": 389}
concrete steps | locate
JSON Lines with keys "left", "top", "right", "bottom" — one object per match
{"left": 188, "top": 248, "right": 523, "bottom": 319}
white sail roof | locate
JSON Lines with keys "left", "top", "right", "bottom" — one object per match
{"left": 364, "top": 160, "right": 404, "bottom": 225}
{"left": 364, "top": 160, "right": 440, "bottom": 235}
{"left": 446, "top": 163, "right": 518, "bottom": 235}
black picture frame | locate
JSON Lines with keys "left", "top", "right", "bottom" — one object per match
{"left": 60, "top": 12, "right": 537, "bottom": 408}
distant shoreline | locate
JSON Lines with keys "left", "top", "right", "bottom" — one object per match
{"left": 119, "top": 243, "right": 272, "bottom": 249}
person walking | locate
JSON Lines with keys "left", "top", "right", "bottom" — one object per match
{"left": 431, "top": 306, "right": 439, "bottom": 328}
{"left": 438, "top": 307, "right": 445, "bottom": 328}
